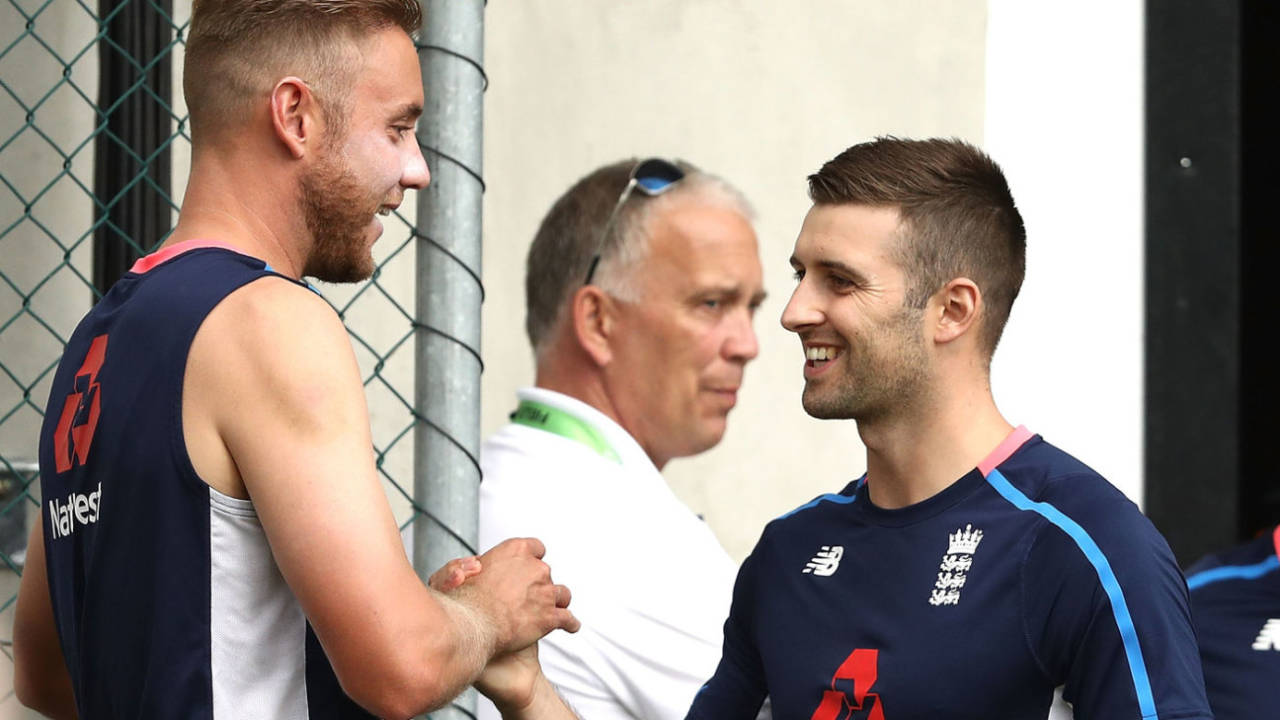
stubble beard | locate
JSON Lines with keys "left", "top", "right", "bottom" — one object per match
{"left": 801, "top": 306, "right": 930, "bottom": 422}
{"left": 300, "top": 144, "right": 382, "bottom": 284}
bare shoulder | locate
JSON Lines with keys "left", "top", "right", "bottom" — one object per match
{"left": 183, "top": 276, "right": 366, "bottom": 497}
{"left": 194, "top": 274, "right": 367, "bottom": 428}
{"left": 194, "top": 277, "right": 355, "bottom": 392}
{"left": 208, "top": 276, "right": 346, "bottom": 349}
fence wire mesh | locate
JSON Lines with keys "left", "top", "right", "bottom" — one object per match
{"left": 0, "top": 1, "right": 438, "bottom": 709}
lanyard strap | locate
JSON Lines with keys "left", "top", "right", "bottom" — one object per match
{"left": 511, "top": 399, "right": 621, "bottom": 463}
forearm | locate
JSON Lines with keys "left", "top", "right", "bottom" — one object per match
{"left": 494, "top": 672, "right": 580, "bottom": 720}
{"left": 313, "top": 580, "right": 500, "bottom": 718}
{"left": 419, "top": 589, "right": 500, "bottom": 706}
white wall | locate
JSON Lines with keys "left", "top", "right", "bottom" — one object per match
{"left": 984, "top": 0, "right": 1145, "bottom": 503}
{"left": 483, "top": 1, "right": 989, "bottom": 561}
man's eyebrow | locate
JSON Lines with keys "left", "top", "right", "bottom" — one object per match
{"left": 391, "top": 103, "right": 422, "bottom": 122}
{"left": 695, "top": 281, "right": 764, "bottom": 300}
{"left": 794, "top": 255, "right": 871, "bottom": 286}
{"left": 817, "top": 259, "right": 870, "bottom": 285}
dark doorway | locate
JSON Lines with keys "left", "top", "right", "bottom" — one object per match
{"left": 1145, "top": 0, "right": 1280, "bottom": 566}
{"left": 1236, "top": 1, "right": 1280, "bottom": 546}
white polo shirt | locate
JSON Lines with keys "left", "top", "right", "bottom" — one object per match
{"left": 478, "top": 387, "right": 736, "bottom": 720}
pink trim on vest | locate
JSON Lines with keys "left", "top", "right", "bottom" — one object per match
{"left": 129, "top": 239, "right": 241, "bottom": 274}
{"left": 977, "top": 425, "right": 1034, "bottom": 477}
{"left": 1272, "top": 525, "right": 1280, "bottom": 562}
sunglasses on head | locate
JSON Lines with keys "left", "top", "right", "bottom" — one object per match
{"left": 583, "top": 157, "right": 685, "bottom": 285}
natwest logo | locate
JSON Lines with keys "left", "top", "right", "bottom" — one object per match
{"left": 53, "top": 334, "right": 109, "bottom": 472}
{"left": 811, "top": 648, "right": 885, "bottom": 720}
{"left": 48, "top": 482, "right": 103, "bottom": 540}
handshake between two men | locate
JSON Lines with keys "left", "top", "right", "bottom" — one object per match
{"left": 430, "top": 539, "right": 581, "bottom": 720}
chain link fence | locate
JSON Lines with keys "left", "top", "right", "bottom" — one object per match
{"left": 0, "top": 1, "right": 438, "bottom": 710}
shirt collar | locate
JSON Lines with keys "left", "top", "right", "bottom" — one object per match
{"left": 516, "top": 387, "right": 659, "bottom": 474}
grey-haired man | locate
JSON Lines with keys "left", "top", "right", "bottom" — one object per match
{"left": 478, "top": 158, "right": 765, "bottom": 720}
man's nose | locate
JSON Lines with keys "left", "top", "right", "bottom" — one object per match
{"left": 781, "top": 280, "right": 821, "bottom": 333}
{"left": 724, "top": 308, "right": 760, "bottom": 362}
{"left": 402, "top": 139, "right": 430, "bottom": 190}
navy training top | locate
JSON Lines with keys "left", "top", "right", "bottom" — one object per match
{"left": 688, "top": 428, "right": 1212, "bottom": 720}
{"left": 1186, "top": 524, "right": 1280, "bottom": 720}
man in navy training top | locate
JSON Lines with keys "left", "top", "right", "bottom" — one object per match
{"left": 1185, "top": 523, "right": 1280, "bottom": 720}
{"left": 462, "top": 137, "right": 1213, "bottom": 720}
{"left": 13, "top": 1, "right": 577, "bottom": 718}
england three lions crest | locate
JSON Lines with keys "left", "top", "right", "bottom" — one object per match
{"left": 929, "top": 524, "right": 983, "bottom": 606}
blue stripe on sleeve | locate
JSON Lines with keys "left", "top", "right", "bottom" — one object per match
{"left": 776, "top": 476, "right": 865, "bottom": 520}
{"left": 1186, "top": 555, "right": 1280, "bottom": 590}
{"left": 984, "top": 469, "right": 1159, "bottom": 720}
{"left": 776, "top": 492, "right": 856, "bottom": 520}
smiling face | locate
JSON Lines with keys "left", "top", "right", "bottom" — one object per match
{"left": 605, "top": 195, "right": 766, "bottom": 468}
{"left": 781, "top": 203, "right": 932, "bottom": 422}
{"left": 301, "top": 27, "right": 429, "bottom": 283}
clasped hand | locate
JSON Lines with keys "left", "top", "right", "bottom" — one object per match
{"left": 430, "top": 538, "right": 578, "bottom": 713}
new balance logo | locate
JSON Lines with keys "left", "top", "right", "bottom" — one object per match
{"left": 1252, "top": 619, "right": 1280, "bottom": 651}
{"left": 804, "top": 545, "right": 844, "bottom": 576}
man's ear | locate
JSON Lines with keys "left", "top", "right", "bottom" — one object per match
{"left": 933, "top": 277, "right": 981, "bottom": 345}
{"left": 270, "top": 76, "right": 319, "bottom": 159}
{"left": 571, "top": 285, "right": 616, "bottom": 367}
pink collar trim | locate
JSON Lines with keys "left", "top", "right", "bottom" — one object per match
{"left": 1273, "top": 525, "right": 1280, "bottom": 562}
{"left": 977, "top": 425, "right": 1034, "bottom": 477}
{"left": 129, "top": 239, "right": 242, "bottom": 274}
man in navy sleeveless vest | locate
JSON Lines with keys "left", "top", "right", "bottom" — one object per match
{"left": 467, "top": 139, "right": 1213, "bottom": 719}
{"left": 13, "top": 1, "right": 579, "bottom": 717}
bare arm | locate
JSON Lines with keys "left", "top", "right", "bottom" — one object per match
{"left": 186, "top": 278, "right": 576, "bottom": 718}
{"left": 477, "top": 646, "right": 581, "bottom": 720}
{"left": 13, "top": 516, "right": 79, "bottom": 719}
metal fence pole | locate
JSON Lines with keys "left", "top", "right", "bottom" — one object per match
{"left": 412, "top": 1, "right": 485, "bottom": 716}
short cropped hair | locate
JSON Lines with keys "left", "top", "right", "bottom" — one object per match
{"left": 524, "top": 158, "right": 753, "bottom": 354}
{"left": 808, "top": 137, "right": 1026, "bottom": 358}
{"left": 184, "top": 0, "right": 421, "bottom": 142}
